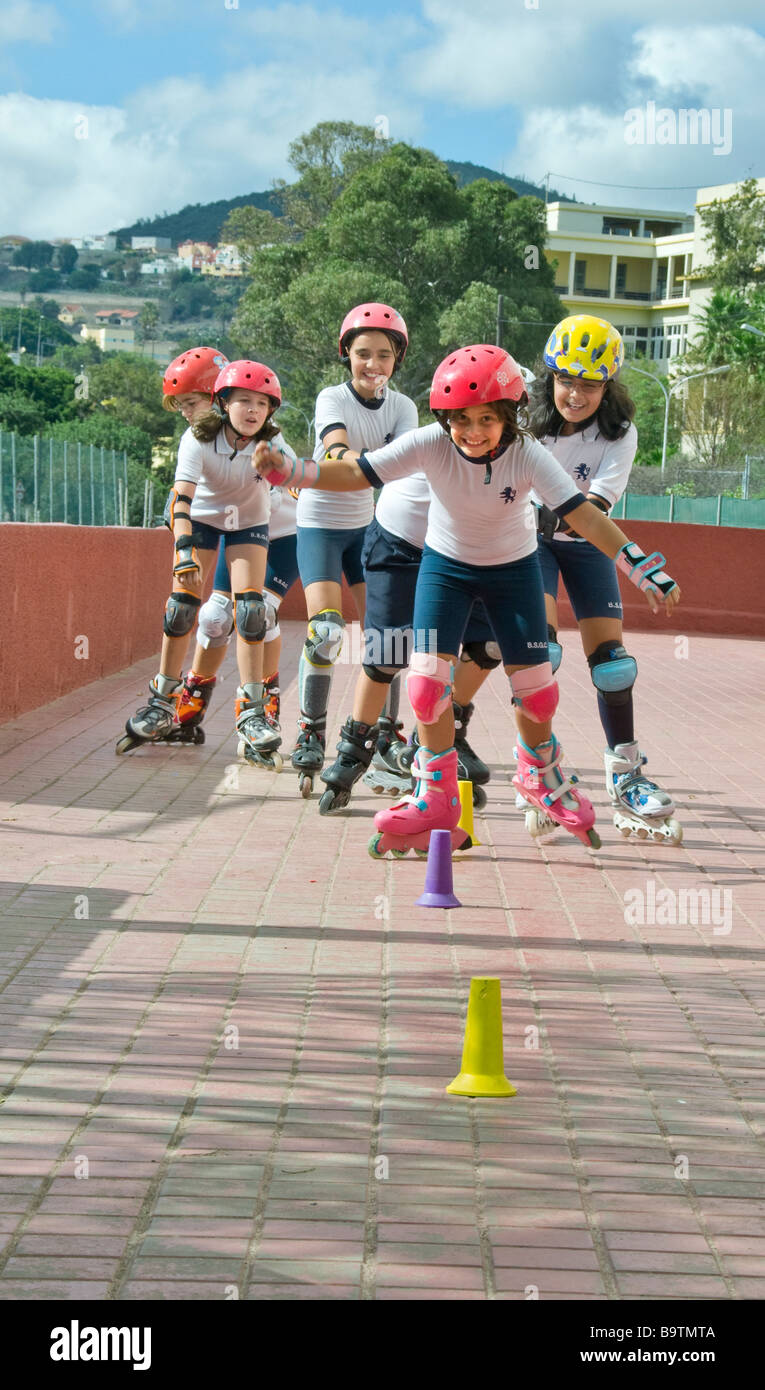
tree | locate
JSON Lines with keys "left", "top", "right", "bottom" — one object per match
{"left": 68, "top": 267, "right": 100, "bottom": 291}
{"left": 137, "top": 301, "right": 160, "bottom": 351}
{"left": 12, "top": 240, "right": 54, "bottom": 270}
{"left": 691, "top": 179, "right": 765, "bottom": 292}
{"left": 220, "top": 206, "right": 290, "bottom": 270}
{"left": 28, "top": 268, "right": 61, "bottom": 292}
{"left": 674, "top": 366, "right": 765, "bottom": 476}
{"left": 85, "top": 353, "right": 168, "bottom": 439}
{"left": 0, "top": 307, "right": 73, "bottom": 357}
{"left": 621, "top": 361, "right": 681, "bottom": 469}
{"left": 57, "top": 243, "right": 78, "bottom": 274}
{"left": 233, "top": 137, "right": 564, "bottom": 420}
{"left": 273, "top": 120, "right": 391, "bottom": 232}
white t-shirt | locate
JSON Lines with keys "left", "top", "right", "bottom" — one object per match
{"left": 175, "top": 427, "right": 296, "bottom": 530}
{"left": 298, "top": 380, "right": 419, "bottom": 529}
{"left": 268, "top": 485, "right": 298, "bottom": 542}
{"left": 534, "top": 421, "right": 637, "bottom": 542}
{"left": 361, "top": 423, "right": 583, "bottom": 567}
{"left": 374, "top": 472, "right": 430, "bottom": 550}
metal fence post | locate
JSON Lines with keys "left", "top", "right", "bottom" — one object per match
{"left": 716, "top": 494, "right": 722, "bottom": 526}
{"left": 77, "top": 442, "right": 83, "bottom": 525}
{"left": 11, "top": 433, "right": 16, "bottom": 522}
{"left": 668, "top": 492, "right": 675, "bottom": 523}
{"left": 90, "top": 444, "right": 95, "bottom": 525}
{"left": 33, "top": 435, "right": 39, "bottom": 522}
{"left": 49, "top": 437, "right": 54, "bottom": 522}
{"left": 112, "top": 449, "right": 118, "bottom": 525}
{"left": 0, "top": 431, "right": 3, "bottom": 522}
{"left": 63, "top": 441, "right": 68, "bottom": 523}
{"left": 100, "top": 446, "right": 106, "bottom": 524}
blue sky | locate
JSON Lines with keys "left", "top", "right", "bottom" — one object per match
{"left": 1, "top": 0, "right": 764, "bottom": 237}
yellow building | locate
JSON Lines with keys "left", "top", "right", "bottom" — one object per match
{"left": 80, "top": 325, "right": 136, "bottom": 352}
{"left": 545, "top": 201, "right": 694, "bottom": 370}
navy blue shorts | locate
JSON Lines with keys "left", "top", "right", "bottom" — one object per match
{"left": 265, "top": 534, "right": 300, "bottom": 598}
{"left": 190, "top": 520, "right": 269, "bottom": 553}
{"left": 361, "top": 519, "right": 497, "bottom": 668}
{"left": 296, "top": 524, "right": 367, "bottom": 588}
{"left": 413, "top": 546, "right": 549, "bottom": 667}
{"left": 211, "top": 532, "right": 300, "bottom": 598}
{"left": 538, "top": 537, "right": 623, "bottom": 622}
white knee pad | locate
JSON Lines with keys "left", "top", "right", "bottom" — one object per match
{"left": 197, "top": 591, "right": 234, "bottom": 649}
{"left": 264, "top": 590, "right": 281, "bottom": 644}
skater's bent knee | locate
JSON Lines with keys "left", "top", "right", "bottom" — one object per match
{"left": 406, "top": 651, "right": 454, "bottom": 723}
{"left": 588, "top": 641, "right": 637, "bottom": 705}
{"left": 363, "top": 663, "right": 396, "bottom": 685}
{"left": 234, "top": 591, "right": 267, "bottom": 644}
{"left": 163, "top": 589, "right": 201, "bottom": 637}
{"left": 510, "top": 662, "right": 559, "bottom": 723}
{"left": 305, "top": 609, "right": 345, "bottom": 665}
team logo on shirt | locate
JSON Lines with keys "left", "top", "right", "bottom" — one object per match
{"left": 500, "top": 486, "right": 517, "bottom": 504}
{"left": 384, "top": 432, "right": 393, "bottom": 444}
{"left": 575, "top": 462, "right": 591, "bottom": 481}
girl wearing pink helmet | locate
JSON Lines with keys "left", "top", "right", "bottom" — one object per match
{"left": 117, "top": 359, "right": 297, "bottom": 767}
{"left": 290, "top": 301, "right": 417, "bottom": 796}
{"left": 256, "top": 344, "right": 681, "bottom": 856}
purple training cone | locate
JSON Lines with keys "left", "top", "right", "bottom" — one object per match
{"left": 416, "top": 829, "right": 462, "bottom": 909}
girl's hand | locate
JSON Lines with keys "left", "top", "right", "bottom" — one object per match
{"left": 253, "top": 441, "right": 287, "bottom": 480}
{"left": 645, "top": 579, "right": 681, "bottom": 615}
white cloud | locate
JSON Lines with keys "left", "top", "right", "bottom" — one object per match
{"left": 0, "top": 0, "right": 59, "bottom": 43}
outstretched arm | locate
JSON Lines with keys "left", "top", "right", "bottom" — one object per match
{"left": 565, "top": 500, "right": 681, "bottom": 615}
{"left": 253, "top": 440, "right": 370, "bottom": 492}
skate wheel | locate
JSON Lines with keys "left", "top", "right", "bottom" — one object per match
{"left": 319, "top": 787, "right": 347, "bottom": 816}
{"left": 298, "top": 773, "right": 313, "bottom": 798}
{"left": 237, "top": 738, "right": 246, "bottom": 758}
{"left": 368, "top": 833, "right": 386, "bottom": 860}
{"left": 190, "top": 726, "right": 205, "bottom": 745}
{"left": 525, "top": 809, "right": 542, "bottom": 837}
{"left": 270, "top": 752, "right": 283, "bottom": 773}
{"left": 666, "top": 820, "right": 683, "bottom": 845}
{"left": 636, "top": 826, "right": 649, "bottom": 840}
{"left": 472, "top": 784, "right": 488, "bottom": 810}
{"left": 619, "top": 825, "right": 632, "bottom": 838}
{"left": 585, "top": 827, "right": 601, "bottom": 849}
{"left": 115, "top": 733, "right": 138, "bottom": 755}
{"left": 413, "top": 847, "right": 428, "bottom": 859}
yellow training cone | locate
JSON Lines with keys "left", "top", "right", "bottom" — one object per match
{"left": 457, "top": 779, "right": 481, "bottom": 847}
{"left": 447, "top": 977, "right": 516, "bottom": 1098}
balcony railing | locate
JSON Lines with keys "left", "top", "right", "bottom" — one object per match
{"left": 557, "top": 285, "right": 689, "bottom": 303}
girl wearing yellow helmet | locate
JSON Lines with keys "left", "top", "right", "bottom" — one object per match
{"left": 524, "top": 314, "right": 682, "bottom": 844}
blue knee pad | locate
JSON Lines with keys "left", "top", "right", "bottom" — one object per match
{"left": 588, "top": 640, "right": 637, "bottom": 706}
{"left": 547, "top": 624, "right": 562, "bottom": 675}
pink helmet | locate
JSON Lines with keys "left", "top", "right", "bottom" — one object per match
{"left": 338, "top": 303, "right": 408, "bottom": 363}
{"left": 430, "top": 345, "right": 527, "bottom": 410}
{"left": 162, "top": 346, "right": 229, "bottom": 409}
{"left": 213, "top": 360, "right": 282, "bottom": 409}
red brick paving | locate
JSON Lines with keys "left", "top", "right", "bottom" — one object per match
{"left": 0, "top": 622, "right": 764, "bottom": 1301}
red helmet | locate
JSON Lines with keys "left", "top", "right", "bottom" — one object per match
{"left": 338, "top": 303, "right": 408, "bottom": 363}
{"left": 430, "top": 345, "right": 526, "bottom": 410}
{"left": 213, "top": 360, "right": 282, "bottom": 409}
{"left": 162, "top": 346, "right": 229, "bottom": 408}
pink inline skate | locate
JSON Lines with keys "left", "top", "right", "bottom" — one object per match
{"left": 368, "top": 746, "right": 472, "bottom": 859}
{"left": 513, "top": 734, "right": 601, "bottom": 850}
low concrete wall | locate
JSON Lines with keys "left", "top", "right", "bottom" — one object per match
{"left": 3, "top": 520, "right": 763, "bottom": 721}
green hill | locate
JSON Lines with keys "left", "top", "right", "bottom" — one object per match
{"left": 112, "top": 161, "right": 573, "bottom": 247}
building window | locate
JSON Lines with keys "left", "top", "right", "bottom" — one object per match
{"left": 574, "top": 261, "right": 586, "bottom": 291}
{"left": 616, "top": 263, "right": 627, "bottom": 293}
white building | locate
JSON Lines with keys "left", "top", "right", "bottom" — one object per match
{"left": 131, "top": 236, "right": 172, "bottom": 251}
{"left": 69, "top": 234, "right": 118, "bottom": 251}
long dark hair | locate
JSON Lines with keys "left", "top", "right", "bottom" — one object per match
{"left": 198, "top": 394, "right": 280, "bottom": 445}
{"left": 528, "top": 368, "right": 635, "bottom": 442}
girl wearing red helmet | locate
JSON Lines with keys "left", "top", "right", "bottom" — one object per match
{"left": 290, "top": 301, "right": 418, "bottom": 796}
{"left": 256, "top": 344, "right": 681, "bottom": 856}
{"left": 117, "top": 358, "right": 297, "bottom": 767}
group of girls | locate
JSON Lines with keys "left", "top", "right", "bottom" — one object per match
{"left": 118, "top": 305, "right": 682, "bottom": 853}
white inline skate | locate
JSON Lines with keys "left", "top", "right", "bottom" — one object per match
{"left": 236, "top": 683, "right": 284, "bottom": 771}
{"left": 604, "top": 741, "right": 682, "bottom": 844}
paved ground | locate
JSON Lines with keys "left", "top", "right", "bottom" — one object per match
{"left": 0, "top": 623, "right": 763, "bottom": 1301}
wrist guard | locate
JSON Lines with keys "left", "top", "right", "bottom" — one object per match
{"left": 535, "top": 503, "right": 561, "bottom": 541}
{"left": 173, "top": 537, "right": 200, "bottom": 578}
{"left": 264, "top": 452, "right": 321, "bottom": 488}
{"left": 616, "top": 542, "right": 677, "bottom": 599}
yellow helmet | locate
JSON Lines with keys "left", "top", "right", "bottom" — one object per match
{"left": 543, "top": 315, "right": 623, "bottom": 380}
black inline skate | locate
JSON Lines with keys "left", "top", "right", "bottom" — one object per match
{"left": 318, "top": 717, "right": 378, "bottom": 815}
{"left": 291, "top": 716, "right": 326, "bottom": 797}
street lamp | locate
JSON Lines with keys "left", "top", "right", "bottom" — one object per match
{"left": 741, "top": 323, "right": 765, "bottom": 338}
{"left": 624, "top": 361, "right": 732, "bottom": 476}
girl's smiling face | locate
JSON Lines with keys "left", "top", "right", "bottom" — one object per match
{"left": 553, "top": 372, "right": 606, "bottom": 430}
{"left": 447, "top": 403, "right": 504, "bottom": 456}
{"left": 225, "top": 388, "right": 272, "bottom": 437}
{"left": 347, "top": 331, "right": 397, "bottom": 398}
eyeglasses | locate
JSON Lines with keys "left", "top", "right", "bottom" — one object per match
{"left": 554, "top": 374, "right": 606, "bottom": 395}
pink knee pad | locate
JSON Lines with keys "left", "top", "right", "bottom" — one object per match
{"left": 406, "top": 652, "right": 454, "bottom": 724}
{"left": 511, "top": 662, "right": 559, "bottom": 723}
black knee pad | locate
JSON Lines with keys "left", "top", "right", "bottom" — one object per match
{"left": 234, "top": 590, "right": 267, "bottom": 644}
{"left": 588, "top": 640, "right": 637, "bottom": 706}
{"left": 363, "top": 664, "right": 396, "bottom": 685}
{"left": 460, "top": 639, "right": 502, "bottom": 671}
{"left": 163, "top": 590, "right": 201, "bottom": 637}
